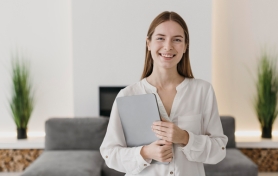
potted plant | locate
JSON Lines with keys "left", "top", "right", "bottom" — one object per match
{"left": 253, "top": 51, "right": 278, "bottom": 138}
{"left": 8, "top": 55, "right": 35, "bottom": 139}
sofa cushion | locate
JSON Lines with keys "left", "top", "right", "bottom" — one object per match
{"left": 204, "top": 149, "right": 258, "bottom": 176}
{"left": 45, "top": 117, "right": 108, "bottom": 150}
{"left": 22, "top": 150, "right": 104, "bottom": 176}
{"left": 101, "top": 162, "right": 125, "bottom": 176}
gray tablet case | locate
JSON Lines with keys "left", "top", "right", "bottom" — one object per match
{"left": 116, "top": 93, "right": 169, "bottom": 165}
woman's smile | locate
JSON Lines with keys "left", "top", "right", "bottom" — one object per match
{"left": 159, "top": 53, "right": 176, "bottom": 61}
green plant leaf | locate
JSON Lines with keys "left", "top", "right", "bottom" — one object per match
{"left": 8, "top": 52, "right": 34, "bottom": 129}
{"left": 253, "top": 50, "right": 278, "bottom": 128}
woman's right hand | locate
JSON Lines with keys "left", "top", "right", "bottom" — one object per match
{"left": 140, "top": 140, "right": 173, "bottom": 162}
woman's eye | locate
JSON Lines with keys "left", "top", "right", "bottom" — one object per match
{"left": 174, "top": 39, "right": 182, "bottom": 42}
{"left": 157, "top": 38, "right": 164, "bottom": 40}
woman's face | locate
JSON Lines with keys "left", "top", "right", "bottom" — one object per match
{"left": 147, "top": 20, "right": 187, "bottom": 70}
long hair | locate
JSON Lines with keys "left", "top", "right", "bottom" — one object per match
{"left": 140, "top": 11, "right": 194, "bottom": 79}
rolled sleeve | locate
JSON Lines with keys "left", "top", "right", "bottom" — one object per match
{"left": 180, "top": 131, "right": 195, "bottom": 153}
{"left": 179, "top": 85, "right": 228, "bottom": 164}
{"left": 135, "top": 146, "right": 152, "bottom": 169}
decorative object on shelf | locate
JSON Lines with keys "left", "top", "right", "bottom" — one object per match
{"left": 8, "top": 54, "right": 35, "bottom": 139}
{"left": 253, "top": 51, "right": 278, "bottom": 138}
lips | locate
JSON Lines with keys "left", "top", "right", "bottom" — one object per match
{"left": 159, "top": 53, "right": 176, "bottom": 60}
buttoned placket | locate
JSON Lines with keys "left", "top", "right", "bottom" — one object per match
{"left": 154, "top": 91, "right": 181, "bottom": 176}
{"left": 143, "top": 78, "right": 187, "bottom": 176}
{"left": 168, "top": 90, "right": 181, "bottom": 176}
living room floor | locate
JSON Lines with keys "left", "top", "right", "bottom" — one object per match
{"left": 0, "top": 172, "right": 277, "bottom": 176}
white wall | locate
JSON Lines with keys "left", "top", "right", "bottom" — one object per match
{"left": 213, "top": 0, "right": 278, "bottom": 132}
{"left": 2, "top": 0, "right": 278, "bottom": 137}
{"left": 0, "top": 0, "right": 74, "bottom": 134}
{"left": 72, "top": 0, "right": 212, "bottom": 116}
{"left": 0, "top": 0, "right": 212, "bottom": 135}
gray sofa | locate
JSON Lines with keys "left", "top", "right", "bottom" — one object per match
{"left": 204, "top": 116, "right": 258, "bottom": 176}
{"left": 22, "top": 116, "right": 257, "bottom": 176}
{"left": 22, "top": 117, "right": 123, "bottom": 176}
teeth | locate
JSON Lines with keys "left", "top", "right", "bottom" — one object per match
{"left": 161, "top": 53, "right": 174, "bottom": 58}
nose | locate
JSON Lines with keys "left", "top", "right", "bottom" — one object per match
{"left": 164, "top": 40, "right": 173, "bottom": 51}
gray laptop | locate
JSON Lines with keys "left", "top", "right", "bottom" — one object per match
{"left": 116, "top": 93, "right": 169, "bottom": 164}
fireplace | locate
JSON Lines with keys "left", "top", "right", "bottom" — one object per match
{"left": 99, "top": 86, "right": 126, "bottom": 117}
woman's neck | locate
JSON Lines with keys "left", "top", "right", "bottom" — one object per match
{"left": 146, "top": 67, "right": 184, "bottom": 90}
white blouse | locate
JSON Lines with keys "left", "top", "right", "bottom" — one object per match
{"left": 100, "top": 78, "right": 228, "bottom": 176}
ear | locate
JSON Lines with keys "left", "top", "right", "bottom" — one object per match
{"left": 146, "top": 38, "right": 151, "bottom": 51}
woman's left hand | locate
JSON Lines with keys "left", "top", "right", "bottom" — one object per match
{"left": 152, "top": 119, "right": 189, "bottom": 145}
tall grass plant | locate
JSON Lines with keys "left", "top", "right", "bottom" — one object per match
{"left": 254, "top": 51, "right": 278, "bottom": 138}
{"left": 8, "top": 53, "right": 35, "bottom": 138}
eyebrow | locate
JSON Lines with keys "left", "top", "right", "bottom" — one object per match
{"left": 155, "top": 34, "right": 184, "bottom": 38}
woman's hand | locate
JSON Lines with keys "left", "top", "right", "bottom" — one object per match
{"left": 152, "top": 119, "right": 189, "bottom": 145}
{"left": 140, "top": 140, "right": 173, "bottom": 162}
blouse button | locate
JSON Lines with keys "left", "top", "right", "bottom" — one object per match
{"left": 144, "top": 164, "right": 147, "bottom": 166}
{"left": 222, "top": 147, "right": 225, "bottom": 150}
{"left": 170, "top": 171, "right": 173, "bottom": 174}
{"left": 105, "top": 156, "right": 108, "bottom": 158}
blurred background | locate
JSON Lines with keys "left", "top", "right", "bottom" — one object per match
{"left": 0, "top": 0, "right": 278, "bottom": 139}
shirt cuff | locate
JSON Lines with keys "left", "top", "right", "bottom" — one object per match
{"left": 135, "top": 146, "right": 152, "bottom": 168}
{"left": 180, "top": 130, "right": 195, "bottom": 153}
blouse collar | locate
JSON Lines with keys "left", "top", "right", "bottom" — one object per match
{"left": 142, "top": 77, "right": 191, "bottom": 92}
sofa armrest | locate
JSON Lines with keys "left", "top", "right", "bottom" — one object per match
{"left": 45, "top": 117, "right": 108, "bottom": 150}
{"left": 220, "top": 116, "right": 236, "bottom": 148}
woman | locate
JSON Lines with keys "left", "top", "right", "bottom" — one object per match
{"left": 100, "top": 11, "right": 228, "bottom": 176}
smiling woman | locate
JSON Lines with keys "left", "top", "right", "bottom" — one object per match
{"left": 100, "top": 11, "right": 228, "bottom": 176}
{"left": 142, "top": 11, "right": 193, "bottom": 80}
{"left": 147, "top": 21, "right": 186, "bottom": 70}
